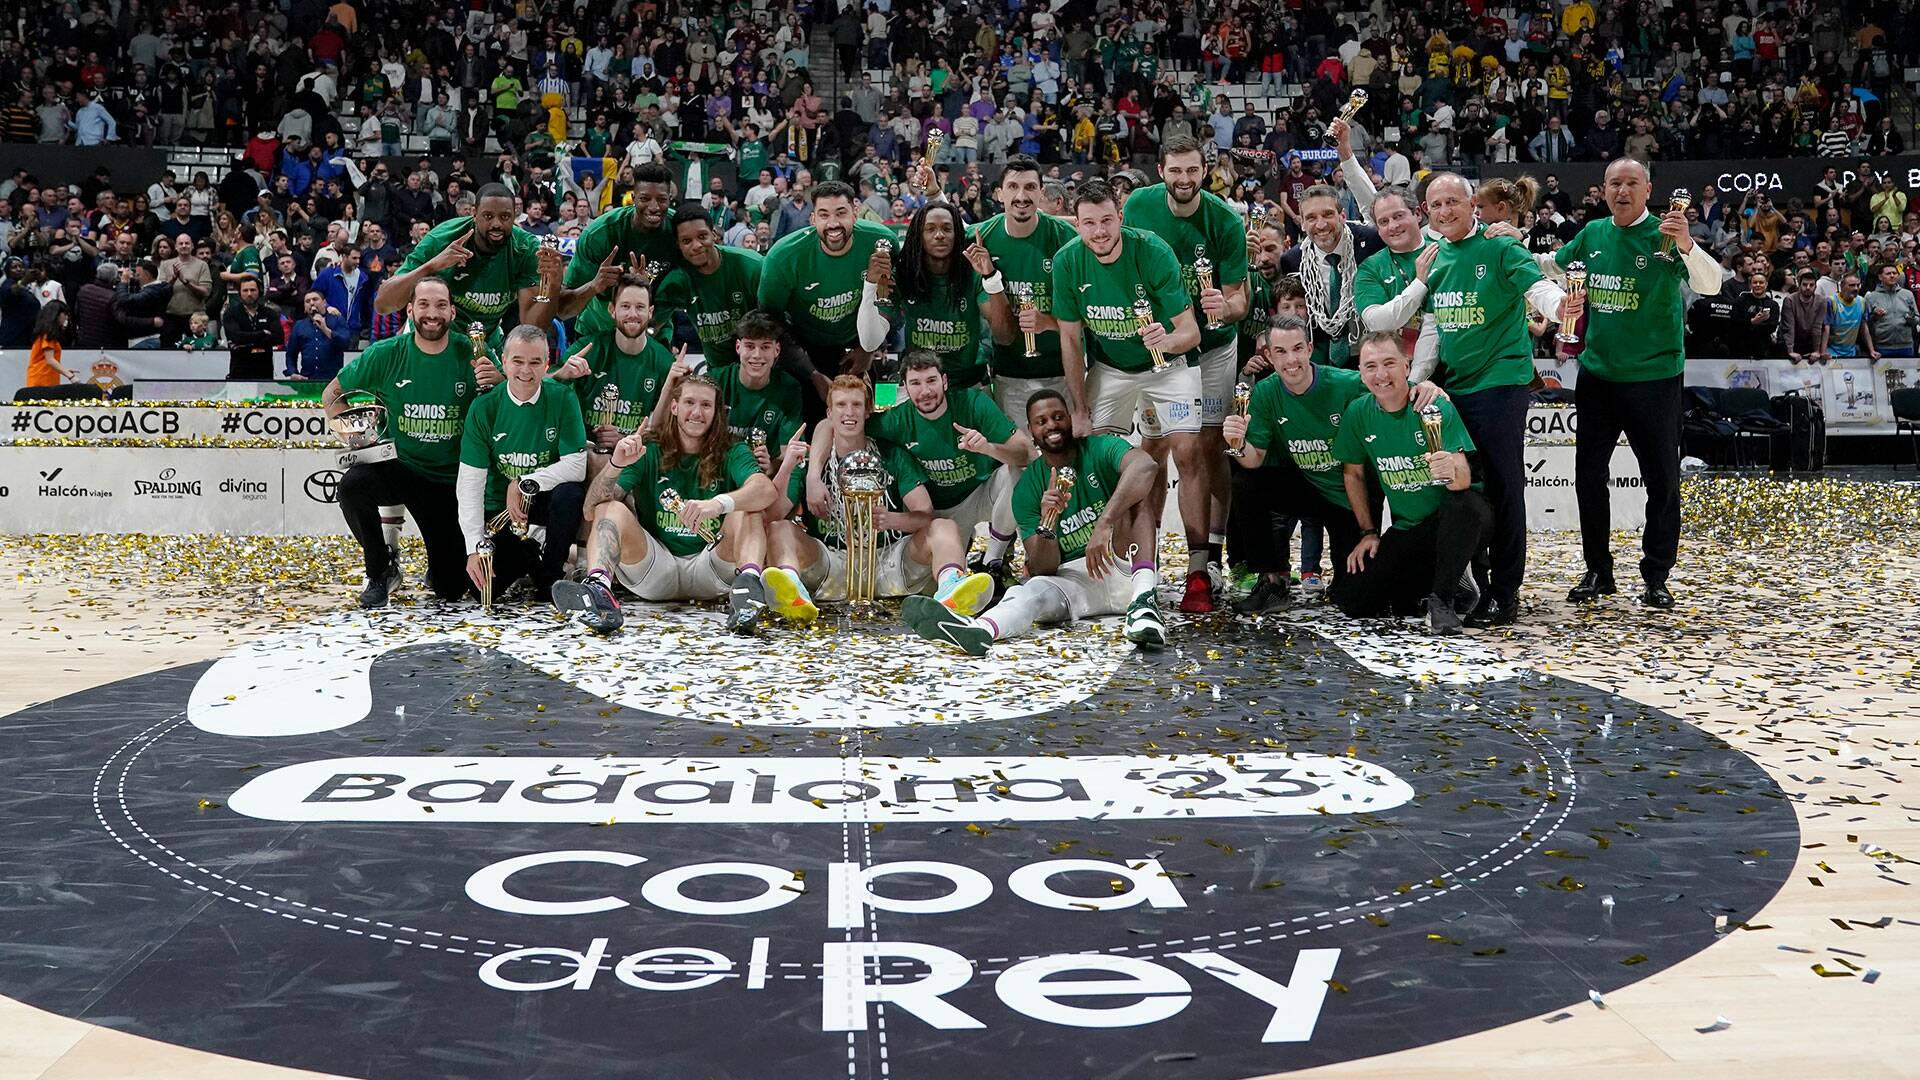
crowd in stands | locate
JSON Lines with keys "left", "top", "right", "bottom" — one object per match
{"left": 2, "top": 0, "right": 1918, "bottom": 375}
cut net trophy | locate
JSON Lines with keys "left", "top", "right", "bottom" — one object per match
{"left": 1421, "top": 404, "right": 1449, "bottom": 486}
{"left": 836, "top": 449, "right": 887, "bottom": 607}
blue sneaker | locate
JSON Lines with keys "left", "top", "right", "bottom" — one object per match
{"left": 934, "top": 569, "right": 996, "bottom": 617}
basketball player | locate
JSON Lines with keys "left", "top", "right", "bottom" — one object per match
{"left": 757, "top": 180, "right": 895, "bottom": 407}
{"left": 550, "top": 375, "right": 774, "bottom": 635}
{"left": 651, "top": 311, "right": 804, "bottom": 468}
{"left": 1125, "top": 134, "right": 1251, "bottom": 589}
{"left": 761, "top": 376, "right": 996, "bottom": 621}
{"left": 1050, "top": 177, "right": 1211, "bottom": 612}
{"left": 902, "top": 389, "right": 1167, "bottom": 654}
{"left": 324, "top": 278, "right": 495, "bottom": 607}
{"left": 556, "top": 274, "right": 676, "bottom": 484}
{"left": 457, "top": 325, "right": 588, "bottom": 599}
{"left": 1330, "top": 331, "right": 1490, "bottom": 635}
{"left": 560, "top": 162, "right": 681, "bottom": 338}
{"left": 655, "top": 200, "right": 763, "bottom": 367}
{"left": 972, "top": 155, "right": 1079, "bottom": 421}
{"left": 859, "top": 201, "right": 1014, "bottom": 390}
{"left": 375, "top": 184, "right": 566, "bottom": 339}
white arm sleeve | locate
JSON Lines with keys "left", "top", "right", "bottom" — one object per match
{"left": 1410, "top": 315, "right": 1440, "bottom": 384}
{"left": 1341, "top": 156, "right": 1379, "bottom": 222}
{"left": 1525, "top": 278, "right": 1567, "bottom": 323}
{"left": 1359, "top": 279, "right": 1427, "bottom": 331}
{"left": 525, "top": 449, "right": 588, "bottom": 490}
{"left": 457, "top": 464, "right": 488, "bottom": 554}
{"left": 1535, "top": 251, "right": 1564, "bottom": 281}
{"left": 1681, "top": 241, "right": 1722, "bottom": 295}
{"left": 857, "top": 280, "right": 890, "bottom": 352}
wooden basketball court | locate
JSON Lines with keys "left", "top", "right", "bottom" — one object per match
{"left": 2, "top": 476, "right": 1916, "bottom": 1080}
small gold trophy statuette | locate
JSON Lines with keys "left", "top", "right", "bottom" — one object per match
{"left": 1194, "top": 248, "right": 1220, "bottom": 330}
{"left": 1226, "top": 382, "right": 1252, "bottom": 457}
{"left": 1134, "top": 298, "right": 1168, "bottom": 373}
{"left": 475, "top": 537, "right": 495, "bottom": 610}
{"left": 1328, "top": 88, "right": 1368, "bottom": 145}
{"left": 1420, "top": 404, "right": 1449, "bottom": 487}
{"left": 1661, "top": 189, "right": 1691, "bottom": 257}
{"left": 1015, "top": 282, "right": 1040, "bottom": 358}
{"left": 1037, "top": 466, "right": 1076, "bottom": 534}
{"left": 533, "top": 236, "right": 560, "bottom": 303}
{"left": 873, "top": 238, "right": 893, "bottom": 301}
{"left": 660, "top": 487, "right": 720, "bottom": 543}
{"left": 1558, "top": 261, "right": 1587, "bottom": 344}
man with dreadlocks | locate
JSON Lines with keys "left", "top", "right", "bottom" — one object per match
{"left": 552, "top": 373, "right": 777, "bottom": 636}
{"left": 1280, "top": 128, "right": 1385, "bottom": 369}
{"left": 855, "top": 199, "right": 1016, "bottom": 390}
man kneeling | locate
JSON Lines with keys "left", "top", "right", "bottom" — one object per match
{"left": 1329, "top": 332, "right": 1489, "bottom": 635}
{"left": 902, "top": 390, "right": 1166, "bottom": 655}
{"left": 552, "top": 374, "right": 774, "bottom": 634}
{"left": 762, "top": 376, "right": 995, "bottom": 620}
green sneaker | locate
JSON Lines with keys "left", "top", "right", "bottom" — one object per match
{"left": 901, "top": 594, "right": 992, "bottom": 657}
{"left": 1124, "top": 594, "right": 1167, "bottom": 648}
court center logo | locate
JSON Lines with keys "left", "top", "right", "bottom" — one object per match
{"left": 0, "top": 608, "right": 1796, "bottom": 1080}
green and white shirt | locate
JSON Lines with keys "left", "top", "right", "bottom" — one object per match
{"left": 758, "top": 219, "right": 897, "bottom": 350}
{"left": 1422, "top": 227, "right": 1543, "bottom": 395}
{"left": 335, "top": 332, "right": 491, "bottom": 482}
{"left": 459, "top": 378, "right": 588, "bottom": 513}
{"left": 785, "top": 440, "right": 928, "bottom": 548}
{"left": 617, "top": 441, "right": 762, "bottom": 556}
{"left": 1049, "top": 227, "right": 1193, "bottom": 374}
{"left": 1551, "top": 213, "right": 1689, "bottom": 382}
{"left": 1122, "top": 184, "right": 1251, "bottom": 354}
{"left": 397, "top": 218, "right": 543, "bottom": 338}
{"left": 971, "top": 211, "right": 1078, "bottom": 379}
{"left": 1331, "top": 393, "right": 1479, "bottom": 531}
{"left": 898, "top": 281, "right": 990, "bottom": 389}
{"left": 569, "top": 330, "right": 676, "bottom": 434}
{"left": 1011, "top": 433, "right": 1133, "bottom": 563}
{"left": 654, "top": 247, "right": 764, "bottom": 367}
{"left": 1245, "top": 365, "right": 1366, "bottom": 506}
{"left": 874, "top": 387, "right": 1016, "bottom": 510}
{"left": 712, "top": 362, "right": 805, "bottom": 447}
{"left": 563, "top": 205, "right": 682, "bottom": 338}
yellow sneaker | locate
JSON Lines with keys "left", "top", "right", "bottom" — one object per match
{"left": 763, "top": 567, "right": 818, "bottom": 623}
{"left": 935, "top": 570, "right": 995, "bottom": 617}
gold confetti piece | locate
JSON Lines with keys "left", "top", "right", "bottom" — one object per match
{"left": 1473, "top": 947, "right": 1506, "bottom": 957}
{"left": 1426, "top": 934, "right": 1463, "bottom": 946}
{"left": 965, "top": 823, "right": 989, "bottom": 836}
{"left": 194, "top": 799, "right": 221, "bottom": 810}
{"left": 1324, "top": 979, "right": 1350, "bottom": 993}
{"left": 1737, "top": 849, "right": 1770, "bottom": 858}
{"left": 1620, "top": 954, "right": 1649, "bottom": 966}
{"left": 1811, "top": 964, "right": 1854, "bottom": 978}
{"left": 1364, "top": 913, "right": 1390, "bottom": 927}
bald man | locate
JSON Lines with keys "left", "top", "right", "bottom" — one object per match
{"left": 1552, "top": 158, "right": 1721, "bottom": 611}
{"left": 1414, "top": 172, "right": 1568, "bottom": 627}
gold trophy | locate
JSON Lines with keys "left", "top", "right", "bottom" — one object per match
{"left": 1037, "top": 466, "right": 1076, "bottom": 535}
{"left": 926, "top": 129, "right": 944, "bottom": 172}
{"left": 836, "top": 449, "right": 887, "bottom": 605}
{"left": 1133, "top": 297, "right": 1168, "bottom": 373}
{"left": 1557, "top": 261, "right": 1587, "bottom": 345}
{"left": 1014, "top": 282, "right": 1040, "bottom": 358}
{"left": 1193, "top": 246, "right": 1220, "bottom": 330}
{"left": 1420, "top": 404, "right": 1449, "bottom": 487}
{"left": 793, "top": 122, "right": 808, "bottom": 164}
{"left": 533, "top": 236, "right": 560, "bottom": 303}
{"left": 873, "top": 238, "right": 893, "bottom": 301}
{"left": 468, "top": 321, "right": 493, "bottom": 384}
{"left": 1661, "top": 188, "right": 1691, "bottom": 257}
{"left": 660, "top": 487, "right": 720, "bottom": 543}
{"left": 1225, "top": 382, "right": 1252, "bottom": 457}
{"left": 1248, "top": 204, "right": 1268, "bottom": 235}
{"left": 1328, "top": 88, "right": 1368, "bottom": 144}
{"left": 474, "top": 537, "right": 495, "bottom": 610}
{"left": 750, "top": 427, "right": 768, "bottom": 455}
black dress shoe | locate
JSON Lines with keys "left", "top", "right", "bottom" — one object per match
{"left": 1567, "top": 569, "right": 1616, "bottom": 602}
{"left": 1642, "top": 582, "right": 1676, "bottom": 609}
{"left": 1466, "top": 594, "right": 1518, "bottom": 628}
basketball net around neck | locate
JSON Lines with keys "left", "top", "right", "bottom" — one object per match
{"left": 1300, "top": 225, "right": 1359, "bottom": 344}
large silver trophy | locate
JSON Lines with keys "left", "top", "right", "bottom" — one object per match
{"left": 330, "top": 403, "right": 397, "bottom": 467}
{"left": 836, "top": 448, "right": 887, "bottom": 606}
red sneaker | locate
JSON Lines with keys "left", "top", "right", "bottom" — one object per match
{"left": 1179, "top": 571, "right": 1214, "bottom": 613}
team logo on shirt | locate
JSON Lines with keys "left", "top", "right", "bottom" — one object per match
{"left": 545, "top": 427, "right": 557, "bottom": 442}
{"left": 1636, "top": 255, "right": 1650, "bottom": 269}
{"left": 1474, "top": 264, "right": 1487, "bottom": 279}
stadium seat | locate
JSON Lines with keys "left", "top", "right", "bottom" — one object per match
{"left": 1893, "top": 387, "right": 1920, "bottom": 469}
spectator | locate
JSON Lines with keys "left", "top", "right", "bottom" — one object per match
{"left": 158, "top": 242, "right": 214, "bottom": 342}
{"left": 221, "top": 277, "right": 279, "bottom": 379}
{"left": 71, "top": 90, "right": 117, "bottom": 145}
{"left": 26, "top": 301, "right": 75, "bottom": 386}
{"left": 1731, "top": 273, "right": 1781, "bottom": 359}
{"left": 284, "top": 289, "right": 349, "bottom": 379}
{"left": 1866, "top": 262, "right": 1920, "bottom": 357}
{"left": 113, "top": 261, "right": 175, "bottom": 346}
{"left": 74, "top": 264, "right": 121, "bottom": 349}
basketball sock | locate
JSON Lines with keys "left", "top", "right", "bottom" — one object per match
{"left": 984, "top": 527, "right": 1014, "bottom": 563}
{"left": 1207, "top": 532, "right": 1226, "bottom": 565}
{"left": 587, "top": 567, "right": 613, "bottom": 588}
{"left": 738, "top": 563, "right": 763, "bottom": 578}
{"left": 1187, "top": 546, "right": 1208, "bottom": 576}
{"left": 1131, "top": 561, "right": 1159, "bottom": 603}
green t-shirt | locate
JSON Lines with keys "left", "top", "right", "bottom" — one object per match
{"left": 784, "top": 440, "right": 927, "bottom": 548}
{"left": 458, "top": 379, "right": 589, "bottom": 513}
{"left": 757, "top": 218, "right": 896, "bottom": 350}
{"left": 654, "top": 247, "right": 764, "bottom": 367}
{"left": 1011, "top": 433, "right": 1133, "bottom": 563}
{"left": 1552, "top": 215, "right": 1688, "bottom": 382}
{"left": 712, "top": 361, "right": 804, "bottom": 447}
{"left": 874, "top": 386, "right": 1016, "bottom": 510}
{"left": 899, "top": 281, "right": 990, "bottom": 389}
{"left": 335, "top": 332, "right": 490, "bottom": 482}
{"left": 616, "top": 440, "right": 762, "bottom": 556}
{"left": 1331, "top": 392, "right": 1479, "bottom": 531}
{"left": 737, "top": 140, "right": 768, "bottom": 184}
{"left": 1049, "top": 227, "right": 1194, "bottom": 374}
{"left": 1353, "top": 245, "right": 1427, "bottom": 341}
{"left": 570, "top": 331, "right": 676, "bottom": 434}
{"left": 563, "top": 204, "right": 682, "bottom": 338}
{"left": 1246, "top": 365, "right": 1365, "bottom": 506}
{"left": 971, "top": 212, "right": 1078, "bottom": 378}
{"left": 1121, "top": 184, "right": 1250, "bottom": 353}
{"left": 1238, "top": 273, "right": 1275, "bottom": 367}
{"left": 397, "top": 218, "right": 543, "bottom": 338}
{"left": 1422, "top": 227, "right": 1543, "bottom": 395}
{"left": 228, "top": 245, "right": 263, "bottom": 278}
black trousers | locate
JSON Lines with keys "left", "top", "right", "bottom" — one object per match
{"left": 1227, "top": 461, "right": 1368, "bottom": 579}
{"left": 484, "top": 481, "right": 588, "bottom": 593}
{"left": 786, "top": 337, "right": 858, "bottom": 423}
{"left": 1574, "top": 372, "right": 1682, "bottom": 585}
{"left": 1448, "top": 383, "right": 1531, "bottom": 602}
{"left": 338, "top": 459, "right": 468, "bottom": 599}
{"left": 1332, "top": 488, "right": 1492, "bottom": 617}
